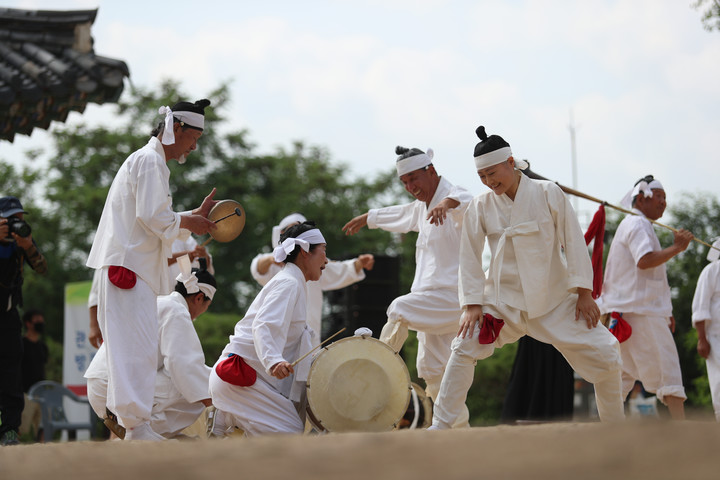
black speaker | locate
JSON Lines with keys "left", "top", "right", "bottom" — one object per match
{"left": 323, "top": 255, "right": 400, "bottom": 341}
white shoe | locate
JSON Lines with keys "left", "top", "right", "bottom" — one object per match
{"left": 125, "top": 422, "right": 166, "bottom": 441}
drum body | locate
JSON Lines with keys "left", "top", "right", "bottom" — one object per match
{"left": 306, "top": 335, "right": 411, "bottom": 433}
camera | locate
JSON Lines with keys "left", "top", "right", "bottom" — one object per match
{"left": 5, "top": 216, "right": 31, "bottom": 239}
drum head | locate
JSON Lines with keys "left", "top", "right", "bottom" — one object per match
{"left": 306, "top": 336, "right": 411, "bottom": 433}
{"left": 208, "top": 200, "right": 245, "bottom": 242}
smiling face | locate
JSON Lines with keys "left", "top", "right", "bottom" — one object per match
{"left": 635, "top": 188, "right": 667, "bottom": 220}
{"left": 477, "top": 157, "right": 520, "bottom": 200}
{"left": 399, "top": 166, "right": 440, "bottom": 204}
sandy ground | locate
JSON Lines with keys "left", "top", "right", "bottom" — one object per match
{"left": 2, "top": 420, "right": 720, "bottom": 479}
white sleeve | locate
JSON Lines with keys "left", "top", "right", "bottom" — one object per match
{"left": 135, "top": 156, "right": 181, "bottom": 244}
{"left": 692, "top": 264, "right": 717, "bottom": 324}
{"left": 445, "top": 184, "right": 474, "bottom": 222}
{"left": 547, "top": 184, "right": 593, "bottom": 292}
{"left": 458, "top": 199, "right": 487, "bottom": 307}
{"left": 87, "top": 268, "right": 102, "bottom": 308}
{"left": 250, "top": 252, "right": 281, "bottom": 286}
{"left": 367, "top": 202, "right": 422, "bottom": 233}
{"left": 318, "top": 259, "right": 366, "bottom": 291}
{"left": 252, "top": 278, "right": 299, "bottom": 373}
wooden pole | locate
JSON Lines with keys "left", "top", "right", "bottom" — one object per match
{"left": 522, "top": 168, "right": 718, "bottom": 251}
{"left": 291, "top": 327, "right": 347, "bottom": 367}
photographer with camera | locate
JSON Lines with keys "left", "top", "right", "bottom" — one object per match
{"left": 0, "top": 196, "right": 47, "bottom": 446}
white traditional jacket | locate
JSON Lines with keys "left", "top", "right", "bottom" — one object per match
{"left": 87, "top": 137, "right": 187, "bottom": 295}
{"left": 250, "top": 255, "right": 364, "bottom": 336}
{"left": 598, "top": 210, "right": 673, "bottom": 317}
{"left": 222, "top": 262, "right": 314, "bottom": 401}
{"left": 460, "top": 175, "right": 593, "bottom": 318}
{"left": 367, "top": 176, "right": 472, "bottom": 293}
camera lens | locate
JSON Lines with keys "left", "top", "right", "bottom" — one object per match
{"left": 8, "top": 217, "right": 31, "bottom": 238}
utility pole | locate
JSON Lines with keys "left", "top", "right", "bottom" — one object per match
{"left": 568, "top": 109, "right": 579, "bottom": 212}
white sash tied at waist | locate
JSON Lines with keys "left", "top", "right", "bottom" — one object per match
{"left": 491, "top": 220, "right": 540, "bottom": 305}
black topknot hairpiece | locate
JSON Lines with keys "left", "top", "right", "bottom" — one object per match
{"left": 194, "top": 99, "right": 211, "bottom": 109}
{"left": 395, "top": 145, "right": 425, "bottom": 161}
{"left": 473, "top": 125, "right": 510, "bottom": 158}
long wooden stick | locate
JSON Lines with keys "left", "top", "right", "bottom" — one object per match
{"left": 523, "top": 168, "right": 719, "bottom": 252}
{"left": 291, "top": 327, "right": 347, "bottom": 367}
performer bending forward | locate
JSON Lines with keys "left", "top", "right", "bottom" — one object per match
{"left": 430, "top": 126, "right": 625, "bottom": 429}
{"left": 209, "top": 221, "right": 327, "bottom": 436}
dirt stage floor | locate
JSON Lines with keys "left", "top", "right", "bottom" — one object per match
{"left": 2, "top": 420, "right": 719, "bottom": 480}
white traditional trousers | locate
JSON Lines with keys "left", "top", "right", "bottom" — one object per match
{"left": 208, "top": 363, "right": 303, "bottom": 437}
{"left": 432, "top": 294, "right": 625, "bottom": 427}
{"left": 619, "top": 313, "right": 686, "bottom": 403}
{"left": 96, "top": 267, "right": 158, "bottom": 429}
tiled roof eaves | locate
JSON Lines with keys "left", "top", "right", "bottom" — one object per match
{"left": 0, "top": 7, "right": 128, "bottom": 142}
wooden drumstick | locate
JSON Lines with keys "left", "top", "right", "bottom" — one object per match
{"left": 291, "top": 327, "right": 347, "bottom": 367}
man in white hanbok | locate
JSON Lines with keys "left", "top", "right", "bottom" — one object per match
{"left": 343, "top": 146, "right": 472, "bottom": 421}
{"left": 430, "top": 127, "right": 624, "bottom": 429}
{"left": 210, "top": 222, "right": 328, "bottom": 436}
{"left": 86, "top": 99, "right": 218, "bottom": 440}
{"left": 597, "top": 175, "right": 693, "bottom": 420}
{"left": 251, "top": 212, "right": 374, "bottom": 339}
{"left": 85, "top": 259, "right": 217, "bottom": 439}
{"left": 692, "top": 239, "right": 720, "bottom": 421}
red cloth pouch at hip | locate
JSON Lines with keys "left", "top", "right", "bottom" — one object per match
{"left": 108, "top": 266, "right": 136, "bottom": 289}
{"left": 478, "top": 313, "right": 505, "bottom": 344}
{"left": 608, "top": 312, "right": 632, "bottom": 343}
{"left": 216, "top": 354, "right": 257, "bottom": 387}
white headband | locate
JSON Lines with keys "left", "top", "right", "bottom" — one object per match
{"left": 473, "top": 146, "right": 529, "bottom": 171}
{"left": 708, "top": 238, "right": 720, "bottom": 262}
{"left": 273, "top": 229, "right": 326, "bottom": 262}
{"left": 271, "top": 213, "right": 307, "bottom": 247}
{"left": 158, "top": 106, "right": 175, "bottom": 145}
{"left": 157, "top": 106, "right": 205, "bottom": 146}
{"left": 620, "top": 179, "right": 664, "bottom": 209}
{"left": 175, "top": 254, "right": 216, "bottom": 300}
{"left": 396, "top": 149, "right": 434, "bottom": 177}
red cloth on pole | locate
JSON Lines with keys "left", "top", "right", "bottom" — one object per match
{"left": 583, "top": 204, "right": 606, "bottom": 299}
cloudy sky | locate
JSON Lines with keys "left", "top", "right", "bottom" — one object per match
{"left": 2, "top": 0, "right": 719, "bottom": 225}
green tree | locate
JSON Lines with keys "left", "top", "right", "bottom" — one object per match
{"left": 694, "top": 0, "right": 720, "bottom": 31}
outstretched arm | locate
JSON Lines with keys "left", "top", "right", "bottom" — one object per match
{"left": 342, "top": 213, "right": 369, "bottom": 236}
{"left": 426, "top": 198, "right": 460, "bottom": 226}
